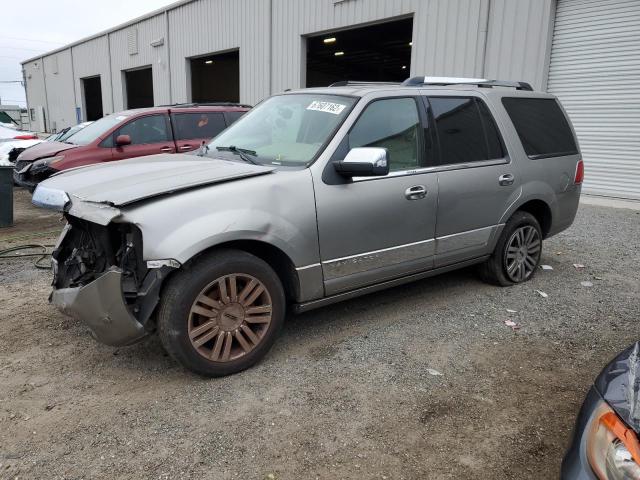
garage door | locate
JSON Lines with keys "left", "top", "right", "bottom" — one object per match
{"left": 547, "top": 0, "right": 640, "bottom": 200}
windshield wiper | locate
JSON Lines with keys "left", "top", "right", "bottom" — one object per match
{"left": 215, "top": 145, "right": 259, "bottom": 165}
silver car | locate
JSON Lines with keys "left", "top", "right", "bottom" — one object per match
{"left": 33, "top": 77, "right": 583, "bottom": 377}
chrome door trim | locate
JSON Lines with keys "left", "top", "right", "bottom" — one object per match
{"left": 294, "top": 255, "right": 489, "bottom": 314}
{"left": 435, "top": 224, "right": 504, "bottom": 255}
{"left": 295, "top": 263, "right": 321, "bottom": 271}
{"left": 322, "top": 238, "right": 435, "bottom": 281}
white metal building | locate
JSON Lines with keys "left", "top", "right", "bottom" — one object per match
{"left": 21, "top": 0, "right": 640, "bottom": 200}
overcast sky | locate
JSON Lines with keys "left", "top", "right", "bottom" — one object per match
{"left": 0, "top": 0, "right": 176, "bottom": 108}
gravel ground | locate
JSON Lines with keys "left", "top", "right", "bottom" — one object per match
{"left": 1, "top": 188, "right": 639, "bottom": 480}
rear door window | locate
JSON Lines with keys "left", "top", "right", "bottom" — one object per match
{"left": 224, "top": 111, "right": 246, "bottom": 126}
{"left": 349, "top": 97, "right": 423, "bottom": 172}
{"left": 502, "top": 98, "right": 578, "bottom": 159}
{"left": 428, "top": 97, "right": 504, "bottom": 165}
{"left": 172, "top": 112, "right": 226, "bottom": 140}
{"left": 116, "top": 115, "right": 170, "bottom": 145}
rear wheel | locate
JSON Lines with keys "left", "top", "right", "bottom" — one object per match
{"left": 480, "top": 211, "right": 543, "bottom": 286}
{"left": 158, "top": 250, "right": 285, "bottom": 377}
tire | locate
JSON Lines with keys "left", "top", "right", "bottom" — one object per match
{"left": 157, "top": 249, "right": 285, "bottom": 377}
{"left": 479, "top": 211, "right": 543, "bottom": 286}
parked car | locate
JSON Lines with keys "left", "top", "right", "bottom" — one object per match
{"left": 32, "top": 77, "right": 583, "bottom": 377}
{"left": 0, "top": 124, "right": 38, "bottom": 142}
{"left": 0, "top": 139, "right": 42, "bottom": 166}
{"left": 562, "top": 342, "right": 640, "bottom": 479}
{"left": 15, "top": 104, "right": 250, "bottom": 190}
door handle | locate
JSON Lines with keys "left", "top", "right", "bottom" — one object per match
{"left": 179, "top": 145, "right": 192, "bottom": 151}
{"left": 405, "top": 185, "right": 427, "bottom": 200}
{"left": 498, "top": 174, "right": 515, "bottom": 186}
{"left": 160, "top": 146, "right": 173, "bottom": 153}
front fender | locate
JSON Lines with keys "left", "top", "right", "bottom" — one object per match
{"left": 146, "top": 207, "right": 316, "bottom": 267}
{"left": 119, "top": 169, "right": 321, "bottom": 269}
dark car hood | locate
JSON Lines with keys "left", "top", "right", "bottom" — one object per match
{"left": 595, "top": 341, "right": 640, "bottom": 433}
{"left": 17, "top": 141, "right": 78, "bottom": 161}
{"left": 37, "top": 153, "right": 275, "bottom": 208}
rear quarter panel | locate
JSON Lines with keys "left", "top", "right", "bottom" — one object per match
{"left": 486, "top": 90, "right": 582, "bottom": 237}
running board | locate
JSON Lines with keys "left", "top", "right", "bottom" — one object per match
{"left": 292, "top": 256, "right": 489, "bottom": 314}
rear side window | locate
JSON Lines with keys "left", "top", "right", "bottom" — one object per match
{"left": 224, "top": 111, "right": 246, "bottom": 126}
{"left": 502, "top": 98, "right": 578, "bottom": 159}
{"left": 172, "top": 112, "right": 226, "bottom": 140}
{"left": 117, "top": 115, "right": 170, "bottom": 145}
{"left": 429, "top": 97, "right": 504, "bottom": 165}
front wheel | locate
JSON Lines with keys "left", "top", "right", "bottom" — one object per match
{"left": 479, "top": 211, "right": 543, "bottom": 286}
{"left": 157, "top": 250, "right": 285, "bottom": 377}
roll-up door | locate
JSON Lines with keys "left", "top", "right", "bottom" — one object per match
{"left": 547, "top": 0, "right": 640, "bottom": 199}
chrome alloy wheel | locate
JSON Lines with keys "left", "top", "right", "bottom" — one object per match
{"left": 188, "top": 274, "right": 272, "bottom": 362}
{"left": 504, "top": 225, "right": 541, "bottom": 283}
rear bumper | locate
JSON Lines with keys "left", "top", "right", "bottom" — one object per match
{"left": 50, "top": 268, "right": 149, "bottom": 347}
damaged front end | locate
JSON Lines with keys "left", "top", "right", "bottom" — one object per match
{"left": 562, "top": 342, "right": 640, "bottom": 480}
{"left": 51, "top": 216, "right": 174, "bottom": 346}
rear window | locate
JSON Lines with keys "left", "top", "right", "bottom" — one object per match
{"left": 429, "top": 96, "right": 504, "bottom": 165}
{"left": 172, "top": 112, "right": 226, "bottom": 140}
{"left": 502, "top": 98, "right": 578, "bottom": 159}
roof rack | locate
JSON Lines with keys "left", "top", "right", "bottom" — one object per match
{"left": 401, "top": 76, "right": 534, "bottom": 91}
{"left": 161, "top": 102, "right": 253, "bottom": 108}
{"left": 328, "top": 80, "right": 402, "bottom": 87}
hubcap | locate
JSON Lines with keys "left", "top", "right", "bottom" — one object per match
{"left": 504, "top": 225, "right": 541, "bottom": 282}
{"left": 188, "top": 274, "right": 272, "bottom": 362}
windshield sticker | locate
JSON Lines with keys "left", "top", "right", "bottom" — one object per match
{"left": 306, "top": 101, "right": 346, "bottom": 115}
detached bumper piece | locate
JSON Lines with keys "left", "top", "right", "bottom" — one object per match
{"left": 51, "top": 268, "right": 147, "bottom": 347}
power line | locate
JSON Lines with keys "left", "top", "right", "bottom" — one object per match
{"left": 0, "top": 45, "right": 48, "bottom": 53}
{"left": 0, "top": 36, "right": 65, "bottom": 46}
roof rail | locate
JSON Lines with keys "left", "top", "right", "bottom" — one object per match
{"left": 401, "top": 76, "right": 534, "bottom": 91}
{"left": 161, "top": 102, "right": 253, "bottom": 108}
{"left": 328, "top": 80, "right": 402, "bottom": 87}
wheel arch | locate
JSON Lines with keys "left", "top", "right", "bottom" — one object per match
{"left": 181, "top": 239, "right": 301, "bottom": 304}
{"left": 515, "top": 199, "right": 553, "bottom": 238}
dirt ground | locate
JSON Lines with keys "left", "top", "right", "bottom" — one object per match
{"left": 1, "top": 187, "right": 639, "bottom": 480}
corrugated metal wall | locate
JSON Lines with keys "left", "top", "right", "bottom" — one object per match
{"left": 42, "top": 51, "right": 76, "bottom": 131}
{"left": 22, "top": 59, "right": 48, "bottom": 131}
{"left": 71, "top": 36, "right": 114, "bottom": 117}
{"left": 547, "top": 0, "right": 640, "bottom": 200}
{"left": 109, "top": 14, "right": 171, "bottom": 110}
{"left": 168, "top": 0, "right": 271, "bottom": 105}
{"left": 484, "top": 0, "right": 556, "bottom": 90}
{"left": 22, "top": 0, "right": 554, "bottom": 130}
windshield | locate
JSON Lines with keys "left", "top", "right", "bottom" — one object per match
{"left": 66, "top": 115, "right": 129, "bottom": 146}
{"left": 58, "top": 122, "right": 92, "bottom": 142}
{"left": 208, "top": 94, "right": 356, "bottom": 166}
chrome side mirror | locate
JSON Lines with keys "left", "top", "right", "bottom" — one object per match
{"left": 333, "top": 147, "right": 390, "bottom": 177}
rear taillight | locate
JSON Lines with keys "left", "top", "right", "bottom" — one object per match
{"left": 13, "top": 134, "right": 38, "bottom": 140}
{"left": 574, "top": 159, "right": 584, "bottom": 184}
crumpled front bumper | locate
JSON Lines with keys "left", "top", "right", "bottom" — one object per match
{"left": 51, "top": 268, "right": 149, "bottom": 347}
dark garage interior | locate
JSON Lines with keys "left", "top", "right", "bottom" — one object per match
{"left": 125, "top": 67, "right": 154, "bottom": 109}
{"left": 81, "top": 76, "right": 103, "bottom": 121}
{"left": 190, "top": 50, "right": 240, "bottom": 103}
{"left": 306, "top": 17, "right": 413, "bottom": 87}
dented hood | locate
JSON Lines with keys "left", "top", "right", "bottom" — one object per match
{"left": 39, "top": 154, "right": 274, "bottom": 207}
{"left": 17, "top": 141, "right": 78, "bottom": 161}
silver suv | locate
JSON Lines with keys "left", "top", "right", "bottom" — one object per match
{"left": 33, "top": 77, "right": 583, "bottom": 376}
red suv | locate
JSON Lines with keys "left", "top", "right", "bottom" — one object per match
{"left": 14, "top": 103, "right": 250, "bottom": 190}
